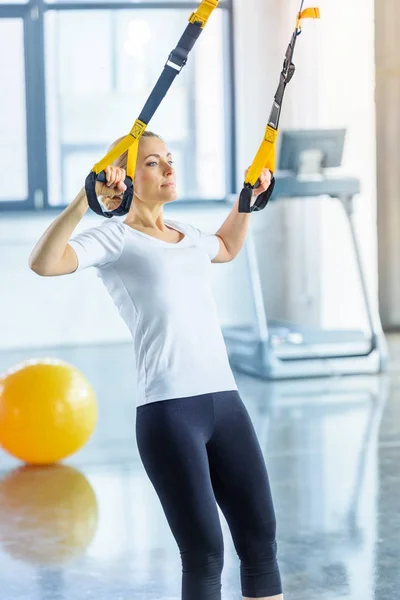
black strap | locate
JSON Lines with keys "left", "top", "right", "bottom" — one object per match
{"left": 238, "top": 176, "right": 275, "bottom": 213}
{"left": 271, "top": 31, "right": 298, "bottom": 129}
{"left": 138, "top": 22, "right": 203, "bottom": 124}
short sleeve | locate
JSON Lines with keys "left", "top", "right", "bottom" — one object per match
{"left": 69, "top": 220, "right": 124, "bottom": 271}
{"left": 172, "top": 220, "right": 220, "bottom": 261}
{"left": 198, "top": 229, "right": 220, "bottom": 260}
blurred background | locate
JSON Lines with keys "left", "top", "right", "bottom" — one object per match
{"left": 0, "top": 0, "right": 399, "bottom": 599}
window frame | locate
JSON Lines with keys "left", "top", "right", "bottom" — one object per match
{"left": 0, "top": 0, "right": 235, "bottom": 213}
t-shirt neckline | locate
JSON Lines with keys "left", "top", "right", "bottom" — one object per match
{"left": 121, "top": 219, "right": 186, "bottom": 246}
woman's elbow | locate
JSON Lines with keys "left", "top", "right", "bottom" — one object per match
{"left": 28, "top": 255, "right": 51, "bottom": 276}
{"left": 29, "top": 261, "right": 47, "bottom": 276}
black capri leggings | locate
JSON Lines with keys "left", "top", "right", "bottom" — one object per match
{"left": 136, "top": 390, "right": 282, "bottom": 600}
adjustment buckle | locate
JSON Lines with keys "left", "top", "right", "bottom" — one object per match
{"left": 165, "top": 50, "right": 188, "bottom": 72}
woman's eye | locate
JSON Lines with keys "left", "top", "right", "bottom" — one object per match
{"left": 146, "top": 160, "right": 174, "bottom": 167}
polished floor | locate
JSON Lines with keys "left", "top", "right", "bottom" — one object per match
{"left": 0, "top": 336, "right": 399, "bottom": 599}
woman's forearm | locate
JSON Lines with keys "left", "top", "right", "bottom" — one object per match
{"left": 216, "top": 196, "right": 251, "bottom": 259}
{"left": 216, "top": 170, "right": 273, "bottom": 259}
{"left": 29, "top": 187, "right": 89, "bottom": 272}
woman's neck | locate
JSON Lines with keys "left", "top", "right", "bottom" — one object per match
{"left": 123, "top": 197, "right": 167, "bottom": 231}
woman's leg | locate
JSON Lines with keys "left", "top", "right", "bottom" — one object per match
{"left": 135, "top": 394, "right": 225, "bottom": 600}
{"left": 206, "top": 391, "right": 283, "bottom": 599}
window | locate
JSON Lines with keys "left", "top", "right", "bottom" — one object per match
{"left": 0, "top": 0, "right": 234, "bottom": 211}
{"left": 0, "top": 0, "right": 29, "bottom": 4}
{"left": 0, "top": 18, "right": 28, "bottom": 202}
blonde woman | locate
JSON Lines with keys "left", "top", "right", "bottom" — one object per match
{"left": 29, "top": 131, "right": 282, "bottom": 600}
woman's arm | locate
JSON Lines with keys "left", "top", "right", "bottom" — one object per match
{"left": 29, "top": 166, "right": 126, "bottom": 277}
{"left": 29, "top": 188, "right": 89, "bottom": 276}
{"left": 213, "top": 196, "right": 250, "bottom": 263}
{"left": 214, "top": 168, "right": 272, "bottom": 262}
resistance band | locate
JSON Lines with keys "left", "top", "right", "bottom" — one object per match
{"left": 238, "top": 1, "right": 320, "bottom": 213}
{"left": 85, "top": 0, "right": 219, "bottom": 218}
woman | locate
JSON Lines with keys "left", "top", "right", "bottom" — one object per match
{"left": 29, "top": 131, "right": 283, "bottom": 600}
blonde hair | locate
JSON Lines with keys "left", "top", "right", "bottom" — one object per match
{"left": 109, "top": 131, "right": 164, "bottom": 171}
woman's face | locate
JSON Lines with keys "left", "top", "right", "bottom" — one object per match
{"left": 133, "top": 137, "right": 177, "bottom": 204}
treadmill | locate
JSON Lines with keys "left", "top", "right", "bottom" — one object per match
{"left": 222, "top": 129, "right": 388, "bottom": 379}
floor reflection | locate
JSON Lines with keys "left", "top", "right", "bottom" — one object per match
{"left": 0, "top": 344, "right": 398, "bottom": 599}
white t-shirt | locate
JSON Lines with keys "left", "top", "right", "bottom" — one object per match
{"left": 69, "top": 218, "right": 238, "bottom": 407}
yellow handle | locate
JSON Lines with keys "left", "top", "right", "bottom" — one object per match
{"left": 245, "top": 126, "right": 278, "bottom": 185}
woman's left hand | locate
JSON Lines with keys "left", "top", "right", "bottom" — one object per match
{"left": 244, "top": 167, "right": 272, "bottom": 204}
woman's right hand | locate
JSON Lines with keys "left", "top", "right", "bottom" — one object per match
{"left": 95, "top": 165, "right": 127, "bottom": 211}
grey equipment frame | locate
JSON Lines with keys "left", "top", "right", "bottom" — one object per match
{"left": 222, "top": 129, "right": 388, "bottom": 379}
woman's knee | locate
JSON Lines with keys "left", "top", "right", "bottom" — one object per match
{"left": 180, "top": 544, "right": 224, "bottom": 574}
{"left": 241, "top": 537, "right": 278, "bottom": 563}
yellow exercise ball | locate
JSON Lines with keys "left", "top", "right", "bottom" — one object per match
{"left": 0, "top": 464, "right": 99, "bottom": 565}
{"left": 0, "top": 358, "right": 97, "bottom": 464}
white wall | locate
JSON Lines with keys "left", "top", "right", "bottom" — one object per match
{"left": 0, "top": 0, "right": 380, "bottom": 352}
{"left": 317, "top": 0, "right": 378, "bottom": 331}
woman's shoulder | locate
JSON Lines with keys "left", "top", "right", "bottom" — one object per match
{"left": 95, "top": 217, "right": 126, "bottom": 237}
{"left": 92, "top": 217, "right": 127, "bottom": 249}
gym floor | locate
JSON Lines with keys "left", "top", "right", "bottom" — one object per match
{"left": 0, "top": 336, "right": 399, "bottom": 600}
